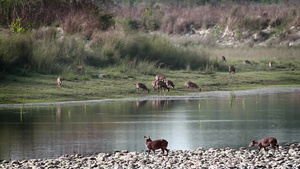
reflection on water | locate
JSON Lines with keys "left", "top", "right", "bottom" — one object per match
{"left": 0, "top": 88, "right": 300, "bottom": 160}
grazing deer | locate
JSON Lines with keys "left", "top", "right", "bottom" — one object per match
{"left": 157, "top": 81, "right": 170, "bottom": 92}
{"left": 155, "top": 75, "right": 166, "bottom": 81}
{"left": 77, "top": 66, "right": 84, "bottom": 72}
{"left": 165, "top": 80, "right": 175, "bottom": 89}
{"left": 249, "top": 137, "right": 279, "bottom": 153}
{"left": 221, "top": 56, "right": 226, "bottom": 62}
{"left": 229, "top": 65, "right": 236, "bottom": 74}
{"left": 144, "top": 136, "right": 169, "bottom": 155}
{"left": 152, "top": 80, "right": 159, "bottom": 90}
{"left": 57, "top": 77, "right": 62, "bottom": 88}
{"left": 136, "top": 83, "right": 150, "bottom": 93}
{"left": 185, "top": 81, "right": 201, "bottom": 91}
{"left": 269, "top": 62, "right": 273, "bottom": 67}
{"left": 243, "top": 60, "right": 252, "bottom": 64}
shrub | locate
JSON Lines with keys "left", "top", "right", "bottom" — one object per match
{"left": 0, "top": 33, "right": 32, "bottom": 74}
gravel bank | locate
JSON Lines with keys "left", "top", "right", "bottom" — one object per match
{"left": 1, "top": 144, "right": 300, "bottom": 169}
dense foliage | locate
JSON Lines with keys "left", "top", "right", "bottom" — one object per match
{"left": 0, "top": 0, "right": 299, "bottom": 76}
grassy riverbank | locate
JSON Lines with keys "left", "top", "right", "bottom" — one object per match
{"left": 1, "top": 1, "right": 300, "bottom": 105}
{"left": 1, "top": 66, "right": 299, "bottom": 104}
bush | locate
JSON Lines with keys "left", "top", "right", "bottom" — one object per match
{"left": 0, "top": 33, "right": 32, "bottom": 74}
{"left": 89, "top": 32, "right": 218, "bottom": 70}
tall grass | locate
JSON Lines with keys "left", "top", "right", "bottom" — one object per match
{"left": 0, "top": 33, "right": 33, "bottom": 74}
{"left": 0, "top": 27, "right": 219, "bottom": 75}
{"left": 89, "top": 31, "right": 216, "bottom": 70}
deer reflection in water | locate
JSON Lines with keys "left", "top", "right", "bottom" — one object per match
{"left": 152, "top": 100, "right": 172, "bottom": 108}
{"left": 136, "top": 100, "right": 148, "bottom": 108}
{"left": 57, "top": 106, "right": 62, "bottom": 122}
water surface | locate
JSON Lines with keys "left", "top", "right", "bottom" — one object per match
{"left": 0, "top": 87, "right": 299, "bottom": 160}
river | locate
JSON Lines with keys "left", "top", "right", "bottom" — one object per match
{"left": 0, "top": 87, "right": 299, "bottom": 160}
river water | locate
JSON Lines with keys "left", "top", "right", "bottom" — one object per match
{"left": 0, "top": 87, "right": 299, "bottom": 160}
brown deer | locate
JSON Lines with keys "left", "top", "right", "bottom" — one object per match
{"left": 221, "top": 56, "right": 226, "bottom": 62}
{"left": 136, "top": 83, "right": 150, "bottom": 93}
{"left": 155, "top": 75, "right": 166, "bottom": 81}
{"left": 165, "top": 80, "right": 175, "bottom": 89}
{"left": 229, "top": 65, "right": 236, "bottom": 74}
{"left": 185, "top": 81, "right": 201, "bottom": 91}
{"left": 249, "top": 137, "right": 279, "bottom": 153}
{"left": 157, "top": 81, "right": 170, "bottom": 92}
{"left": 57, "top": 77, "right": 62, "bottom": 88}
{"left": 152, "top": 80, "right": 159, "bottom": 90}
{"left": 243, "top": 60, "right": 252, "bottom": 64}
{"left": 77, "top": 66, "right": 84, "bottom": 72}
{"left": 144, "top": 136, "right": 169, "bottom": 155}
{"left": 269, "top": 62, "right": 273, "bottom": 67}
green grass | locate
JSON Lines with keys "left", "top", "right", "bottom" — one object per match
{"left": 201, "top": 47, "right": 300, "bottom": 73}
{"left": 1, "top": 30, "right": 300, "bottom": 105}
{"left": 1, "top": 67, "right": 299, "bottom": 104}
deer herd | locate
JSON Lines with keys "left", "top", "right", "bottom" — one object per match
{"left": 136, "top": 74, "right": 201, "bottom": 93}
{"left": 57, "top": 56, "right": 274, "bottom": 89}
{"left": 224, "top": 55, "right": 274, "bottom": 75}
{"left": 57, "top": 64, "right": 280, "bottom": 156}
{"left": 144, "top": 136, "right": 280, "bottom": 156}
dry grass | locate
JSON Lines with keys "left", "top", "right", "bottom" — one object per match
{"left": 113, "top": 2, "right": 300, "bottom": 34}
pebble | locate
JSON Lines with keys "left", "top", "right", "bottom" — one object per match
{"left": 1, "top": 146, "right": 299, "bottom": 168}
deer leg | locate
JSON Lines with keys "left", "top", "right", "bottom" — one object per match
{"left": 276, "top": 145, "right": 280, "bottom": 152}
{"left": 161, "top": 148, "right": 164, "bottom": 155}
{"left": 258, "top": 147, "right": 262, "bottom": 153}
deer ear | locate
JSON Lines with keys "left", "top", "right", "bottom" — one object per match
{"left": 144, "top": 136, "right": 147, "bottom": 139}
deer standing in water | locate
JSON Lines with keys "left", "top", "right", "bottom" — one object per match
{"left": 144, "top": 136, "right": 169, "bottom": 155}
{"left": 249, "top": 137, "right": 279, "bottom": 153}
{"left": 136, "top": 83, "right": 150, "bottom": 93}
{"left": 185, "top": 81, "right": 201, "bottom": 91}
{"left": 57, "top": 77, "right": 62, "bottom": 88}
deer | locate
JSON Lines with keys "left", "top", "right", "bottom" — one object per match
{"left": 157, "top": 81, "right": 170, "bottom": 92}
{"left": 221, "top": 56, "right": 226, "bottom": 62}
{"left": 152, "top": 80, "right": 159, "bottom": 90}
{"left": 229, "top": 65, "right": 236, "bottom": 74}
{"left": 77, "top": 66, "right": 84, "bottom": 72}
{"left": 185, "top": 81, "right": 201, "bottom": 91}
{"left": 144, "top": 136, "right": 169, "bottom": 156}
{"left": 57, "top": 77, "right": 62, "bottom": 88}
{"left": 155, "top": 75, "right": 166, "bottom": 81}
{"left": 165, "top": 80, "right": 175, "bottom": 89}
{"left": 269, "top": 62, "right": 273, "bottom": 67}
{"left": 243, "top": 60, "right": 252, "bottom": 64}
{"left": 249, "top": 137, "right": 279, "bottom": 153}
{"left": 136, "top": 83, "right": 150, "bottom": 93}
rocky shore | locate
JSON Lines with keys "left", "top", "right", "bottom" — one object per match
{"left": 1, "top": 144, "right": 300, "bottom": 169}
